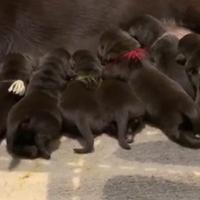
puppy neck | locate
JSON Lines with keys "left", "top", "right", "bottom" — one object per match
{"left": 75, "top": 73, "right": 102, "bottom": 89}
{"left": 27, "top": 60, "right": 66, "bottom": 99}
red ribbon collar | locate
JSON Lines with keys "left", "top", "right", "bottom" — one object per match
{"left": 121, "top": 48, "right": 146, "bottom": 61}
{"left": 106, "top": 48, "right": 146, "bottom": 67}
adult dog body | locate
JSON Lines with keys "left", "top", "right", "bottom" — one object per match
{"left": 0, "top": 0, "right": 200, "bottom": 57}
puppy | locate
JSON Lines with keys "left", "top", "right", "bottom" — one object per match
{"left": 185, "top": 49, "right": 200, "bottom": 104}
{"left": 150, "top": 34, "right": 195, "bottom": 98}
{"left": 128, "top": 15, "right": 166, "bottom": 48}
{"left": 98, "top": 29, "right": 200, "bottom": 149}
{"left": 60, "top": 49, "right": 145, "bottom": 153}
{"left": 178, "top": 33, "right": 200, "bottom": 100}
{"left": 6, "top": 48, "right": 72, "bottom": 159}
{"left": 178, "top": 33, "right": 200, "bottom": 62}
{"left": 0, "top": 53, "right": 32, "bottom": 142}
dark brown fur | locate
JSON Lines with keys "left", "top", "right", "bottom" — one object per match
{"left": 128, "top": 14, "right": 166, "bottom": 48}
{"left": 150, "top": 34, "right": 195, "bottom": 98}
{"left": 60, "top": 49, "right": 145, "bottom": 153}
{"left": 98, "top": 29, "right": 200, "bottom": 149}
{"left": 0, "top": 0, "right": 199, "bottom": 57}
{"left": 6, "top": 48, "right": 72, "bottom": 159}
{"left": 178, "top": 33, "right": 200, "bottom": 101}
{"left": 185, "top": 49, "right": 200, "bottom": 105}
{"left": 0, "top": 53, "right": 32, "bottom": 142}
{"left": 178, "top": 33, "right": 200, "bottom": 61}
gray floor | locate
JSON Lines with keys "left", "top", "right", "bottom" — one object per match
{"left": 1, "top": 125, "right": 200, "bottom": 200}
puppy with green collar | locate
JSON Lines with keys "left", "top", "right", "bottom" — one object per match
{"left": 61, "top": 49, "right": 145, "bottom": 153}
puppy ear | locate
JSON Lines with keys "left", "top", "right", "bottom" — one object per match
{"left": 176, "top": 53, "right": 186, "bottom": 65}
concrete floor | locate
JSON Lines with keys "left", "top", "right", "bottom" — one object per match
{"left": 1, "top": 125, "right": 200, "bottom": 200}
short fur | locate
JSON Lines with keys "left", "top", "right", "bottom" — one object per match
{"left": 178, "top": 33, "right": 200, "bottom": 61}
{"left": 98, "top": 29, "right": 200, "bottom": 149}
{"left": 0, "top": 0, "right": 200, "bottom": 57}
{"left": 128, "top": 15, "right": 166, "bottom": 48}
{"left": 185, "top": 49, "right": 200, "bottom": 104}
{"left": 0, "top": 53, "right": 32, "bottom": 142}
{"left": 150, "top": 34, "right": 195, "bottom": 98}
{"left": 6, "top": 48, "right": 72, "bottom": 159}
{"left": 178, "top": 33, "right": 200, "bottom": 101}
{"left": 60, "top": 49, "right": 145, "bottom": 153}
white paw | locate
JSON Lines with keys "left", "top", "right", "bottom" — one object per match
{"left": 8, "top": 80, "right": 26, "bottom": 96}
{"left": 195, "top": 134, "right": 200, "bottom": 139}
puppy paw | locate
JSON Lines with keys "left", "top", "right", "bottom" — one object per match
{"left": 73, "top": 147, "right": 93, "bottom": 154}
{"left": 8, "top": 80, "right": 26, "bottom": 96}
{"left": 119, "top": 141, "right": 131, "bottom": 150}
{"left": 40, "top": 150, "right": 51, "bottom": 160}
{"left": 126, "top": 136, "right": 134, "bottom": 144}
{"left": 25, "top": 146, "right": 38, "bottom": 159}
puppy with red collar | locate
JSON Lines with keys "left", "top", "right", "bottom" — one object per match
{"left": 98, "top": 28, "right": 200, "bottom": 149}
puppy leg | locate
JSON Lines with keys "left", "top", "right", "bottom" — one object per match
{"left": 163, "top": 126, "right": 181, "bottom": 142}
{"left": 74, "top": 119, "right": 94, "bottom": 154}
{"left": 126, "top": 117, "right": 144, "bottom": 143}
{"left": 13, "top": 145, "right": 38, "bottom": 159}
{"left": 35, "top": 134, "right": 51, "bottom": 160}
{"left": 184, "top": 106, "right": 200, "bottom": 135}
{"left": 0, "top": 129, "right": 5, "bottom": 143}
{"left": 116, "top": 114, "right": 131, "bottom": 150}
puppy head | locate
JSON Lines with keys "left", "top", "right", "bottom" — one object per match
{"left": 72, "top": 49, "right": 102, "bottom": 77}
{"left": 40, "top": 48, "right": 73, "bottom": 80}
{"left": 178, "top": 33, "right": 200, "bottom": 60}
{"left": 150, "top": 34, "right": 179, "bottom": 64}
{"left": 0, "top": 53, "right": 32, "bottom": 81}
{"left": 98, "top": 28, "right": 140, "bottom": 65}
{"left": 129, "top": 14, "right": 166, "bottom": 48}
{"left": 186, "top": 49, "right": 200, "bottom": 86}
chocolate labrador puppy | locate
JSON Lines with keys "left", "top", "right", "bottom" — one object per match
{"left": 178, "top": 33, "right": 200, "bottom": 101}
{"left": 150, "top": 34, "right": 195, "bottom": 98}
{"left": 6, "top": 48, "right": 72, "bottom": 159}
{"left": 128, "top": 15, "right": 166, "bottom": 48}
{"left": 0, "top": 53, "right": 32, "bottom": 142}
{"left": 178, "top": 33, "right": 200, "bottom": 62}
{"left": 98, "top": 28, "right": 200, "bottom": 149}
{"left": 185, "top": 49, "right": 200, "bottom": 105}
{"left": 60, "top": 49, "right": 145, "bottom": 153}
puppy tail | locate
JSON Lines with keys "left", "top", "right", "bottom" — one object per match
{"left": 7, "top": 115, "right": 31, "bottom": 152}
{"left": 6, "top": 119, "right": 38, "bottom": 159}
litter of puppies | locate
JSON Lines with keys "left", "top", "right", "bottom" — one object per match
{"left": 1, "top": 15, "right": 200, "bottom": 160}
